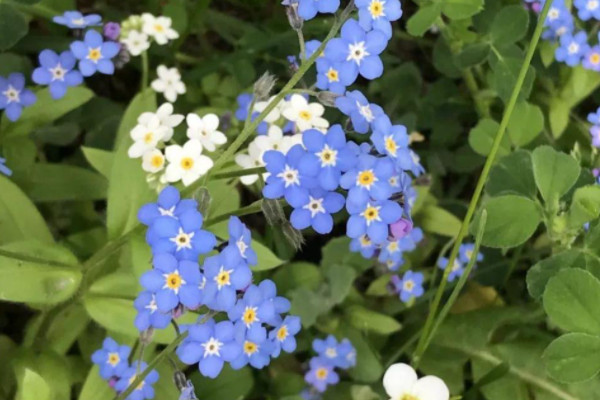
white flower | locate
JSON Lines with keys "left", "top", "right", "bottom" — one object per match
{"left": 138, "top": 103, "right": 184, "bottom": 141}
{"left": 281, "top": 94, "right": 329, "bottom": 132}
{"left": 128, "top": 115, "right": 170, "bottom": 158}
{"left": 253, "top": 96, "right": 284, "bottom": 123}
{"left": 383, "top": 363, "right": 449, "bottom": 400}
{"left": 142, "top": 148, "right": 166, "bottom": 173}
{"left": 151, "top": 65, "right": 186, "bottom": 103}
{"left": 186, "top": 113, "right": 227, "bottom": 152}
{"left": 141, "top": 13, "right": 179, "bottom": 45}
{"left": 234, "top": 141, "right": 267, "bottom": 185}
{"left": 121, "top": 30, "right": 150, "bottom": 56}
{"left": 253, "top": 125, "right": 302, "bottom": 155}
{"left": 164, "top": 140, "right": 213, "bottom": 186}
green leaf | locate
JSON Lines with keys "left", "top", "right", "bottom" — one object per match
{"left": 78, "top": 365, "right": 114, "bottom": 400}
{"left": 321, "top": 237, "right": 372, "bottom": 273}
{"left": 491, "top": 58, "right": 535, "bottom": 103}
{"left": 272, "top": 261, "right": 321, "bottom": 295}
{"left": 487, "top": 150, "right": 537, "bottom": 198}
{"left": 507, "top": 102, "right": 544, "bottom": 147}
{"left": 468, "top": 118, "right": 510, "bottom": 157}
{"left": 473, "top": 195, "right": 541, "bottom": 248}
{"left": 0, "top": 87, "right": 94, "bottom": 139}
{"left": 544, "top": 333, "right": 600, "bottom": 383}
{"left": 326, "top": 264, "right": 357, "bottom": 305}
{"left": 531, "top": 146, "right": 580, "bottom": 204}
{"left": 568, "top": 185, "right": 600, "bottom": 229}
{"left": 338, "top": 324, "right": 383, "bottom": 383}
{"left": 106, "top": 89, "right": 156, "bottom": 239}
{"left": 345, "top": 305, "right": 402, "bottom": 334}
{"left": 24, "top": 164, "right": 107, "bottom": 202}
{"left": 0, "top": 4, "right": 28, "bottom": 51}
{"left": 190, "top": 365, "right": 253, "bottom": 400}
{"left": 0, "top": 175, "right": 53, "bottom": 245}
{"left": 406, "top": 4, "right": 442, "bottom": 37}
{"left": 455, "top": 42, "right": 491, "bottom": 68}
{"left": 0, "top": 241, "right": 81, "bottom": 305}
{"left": 16, "top": 369, "right": 51, "bottom": 400}
{"left": 45, "top": 304, "right": 89, "bottom": 355}
{"left": 543, "top": 269, "right": 600, "bottom": 335}
{"left": 442, "top": 0, "right": 483, "bottom": 19}
{"left": 252, "top": 240, "right": 285, "bottom": 271}
{"left": 13, "top": 350, "right": 71, "bottom": 400}
{"left": 548, "top": 97, "right": 570, "bottom": 138}
{"left": 82, "top": 147, "right": 113, "bottom": 179}
{"left": 290, "top": 287, "right": 329, "bottom": 328}
{"left": 490, "top": 5, "right": 529, "bottom": 44}
{"left": 419, "top": 205, "right": 461, "bottom": 237}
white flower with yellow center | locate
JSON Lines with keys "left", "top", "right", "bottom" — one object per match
{"left": 281, "top": 94, "right": 329, "bottom": 132}
{"left": 138, "top": 103, "right": 184, "bottom": 141}
{"left": 186, "top": 113, "right": 227, "bottom": 152}
{"left": 151, "top": 65, "right": 186, "bottom": 103}
{"left": 121, "top": 30, "right": 150, "bottom": 56}
{"left": 253, "top": 96, "right": 284, "bottom": 123}
{"left": 164, "top": 139, "right": 213, "bottom": 186}
{"left": 142, "top": 148, "right": 166, "bottom": 173}
{"left": 254, "top": 125, "right": 302, "bottom": 155}
{"left": 383, "top": 363, "right": 449, "bottom": 400}
{"left": 142, "top": 14, "right": 179, "bottom": 45}
{"left": 128, "top": 115, "right": 170, "bottom": 158}
{"left": 234, "top": 141, "right": 268, "bottom": 186}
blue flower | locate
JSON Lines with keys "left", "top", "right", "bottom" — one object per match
{"left": 340, "top": 154, "right": 395, "bottom": 205}
{"left": 574, "top": 0, "right": 600, "bottom": 20}
{"left": 227, "top": 216, "right": 258, "bottom": 265}
{"left": 583, "top": 46, "right": 600, "bottom": 71}
{"left": 397, "top": 227, "right": 424, "bottom": 251}
{"left": 257, "top": 279, "right": 291, "bottom": 319}
{"left": 235, "top": 93, "right": 268, "bottom": 135}
{"left": 306, "top": 40, "right": 324, "bottom": 59}
{"left": 542, "top": 15, "right": 573, "bottom": 40}
{"left": 371, "top": 115, "right": 411, "bottom": 164}
{"left": 325, "top": 19, "right": 388, "bottom": 82}
{"left": 304, "top": 357, "right": 339, "bottom": 393}
{"left": 378, "top": 239, "right": 404, "bottom": 270}
{"left": 114, "top": 361, "right": 159, "bottom": 400}
{"left": 355, "top": 0, "right": 403, "bottom": 39}
{"left": 134, "top": 291, "right": 172, "bottom": 331}
{"left": 176, "top": 318, "right": 241, "bottom": 378}
{"left": 555, "top": 31, "right": 589, "bottom": 66}
{"left": 438, "top": 257, "right": 464, "bottom": 282}
{"left": 91, "top": 337, "right": 131, "bottom": 379}
{"left": 263, "top": 145, "right": 317, "bottom": 205}
{"left": 146, "top": 210, "right": 216, "bottom": 261}
{"left": 140, "top": 253, "right": 203, "bottom": 312}
{"left": 347, "top": 197, "right": 402, "bottom": 244}
{"left": 392, "top": 270, "right": 424, "bottom": 303}
{"left": 70, "top": 30, "right": 120, "bottom": 77}
{"left": 138, "top": 185, "right": 198, "bottom": 227}
{"left": 588, "top": 106, "right": 600, "bottom": 124}
{"left": 289, "top": 188, "right": 345, "bottom": 234}
{"left": 333, "top": 339, "right": 356, "bottom": 369}
{"left": 53, "top": 10, "right": 102, "bottom": 29}
{"left": 231, "top": 323, "right": 273, "bottom": 369}
{"left": 458, "top": 243, "right": 483, "bottom": 265}
{"left": 269, "top": 315, "right": 301, "bottom": 357}
{"left": 349, "top": 234, "right": 377, "bottom": 258}
{"left": 298, "top": 0, "right": 341, "bottom": 20}
{"left": 0, "top": 157, "right": 12, "bottom": 177}
{"left": 315, "top": 58, "right": 355, "bottom": 94}
{"left": 313, "top": 335, "right": 355, "bottom": 369}
{"left": 202, "top": 246, "right": 252, "bottom": 312}
{"left": 228, "top": 283, "right": 278, "bottom": 328}
{"left": 403, "top": 150, "right": 425, "bottom": 176}
{"left": 0, "top": 73, "right": 36, "bottom": 122}
{"left": 32, "top": 50, "right": 83, "bottom": 100}
{"left": 335, "top": 90, "right": 384, "bottom": 133}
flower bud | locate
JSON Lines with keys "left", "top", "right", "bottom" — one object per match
{"left": 282, "top": 221, "right": 304, "bottom": 250}
{"left": 285, "top": 2, "right": 304, "bottom": 31}
{"left": 317, "top": 91, "right": 339, "bottom": 107}
{"left": 253, "top": 72, "right": 277, "bottom": 101}
{"left": 390, "top": 218, "right": 413, "bottom": 240}
{"left": 193, "top": 187, "right": 211, "bottom": 216}
{"left": 261, "top": 198, "right": 286, "bottom": 226}
{"left": 103, "top": 22, "right": 121, "bottom": 41}
{"left": 140, "top": 328, "right": 154, "bottom": 344}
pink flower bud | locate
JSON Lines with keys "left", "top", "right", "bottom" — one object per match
{"left": 390, "top": 218, "right": 413, "bottom": 239}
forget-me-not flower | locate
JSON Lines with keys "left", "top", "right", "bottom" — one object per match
{"left": 0, "top": 157, "right": 12, "bottom": 177}
{"left": 346, "top": 197, "right": 402, "bottom": 244}
{"left": 438, "top": 257, "right": 465, "bottom": 282}
{"left": 32, "top": 50, "right": 83, "bottom": 99}
{"left": 350, "top": 234, "right": 377, "bottom": 258}
{"left": 290, "top": 188, "right": 345, "bottom": 234}
{"left": 202, "top": 246, "right": 252, "bottom": 312}
{"left": 231, "top": 323, "right": 273, "bottom": 369}
{"left": 340, "top": 154, "right": 395, "bottom": 206}
{"left": 335, "top": 90, "right": 384, "bottom": 133}
{"left": 555, "top": 31, "right": 589, "bottom": 66}
{"left": 91, "top": 337, "right": 131, "bottom": 379}
{"left": 269, "top": 315, "right": 302, "bottom": 357}
{"left": 53, "top": 10, "right": 102, "bottom": 29}
{"left": 574, "top": 0, "right": 600, "bottom": 21}
{"left": 134, "top": 291, "right": 172, "bottom": 331}
{"left": 114, "top": 361, "right": 159, "bottom": 400}
{"left": 355, "top": 0, "right": 403, "bottom": 39}
{"left": 263, "top": 145, "right": 317, "bottom": 206}
{"left": 305, "top": 357, "right": 339, "bottom": 392}
{"left": 138, "top": 186, "right": 198, "bottom": 227}
{"left": 0, "top": 73, "right": 36, "bottom": 122}
{"left": 392, "top": 270, "right": 424, "bottom": 303}
{"left": 70, "top": 30, "right": 120, "bottom": 76}
{"left": 297, "top": 0, "right": 341, "bottom": 20}
{"left": 228, "top": 216, "right": 258, "bottom": 265}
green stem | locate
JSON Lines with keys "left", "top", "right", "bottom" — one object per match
{"left": 412, "top": 0, "right": 553, "bottom": 367}
{"left": 211, "top": 166, "right": 266, "bottom": 180}
{"left": 287, "top": 88, "right": 320, "bottom": 97}
{"left": 141, "top": 51, "right": 149, "bottom": 90}
{"left": 463, "top": 69, "right": 489, "bottom": 117}
{"left": 297, "top": 29, "right": 306, "bottom": 62}
{"left": 0, "top": 248, "right": 77, "bottom": 269}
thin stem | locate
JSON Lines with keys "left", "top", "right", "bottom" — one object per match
{"left": 463, "top": 69, "right": 489, "bottom": 117}
{"left": 211, "top": 166, "right": 266, "bottom": 180}
{"left": 286, "top": 88, "right": 320, "bottom": 97}
{"left": 412, "top": 0, "right": 553, "bottom": 367}
{"left": 141, "top": 51, "right": 149, "bottom": 90}
{"left": 297, "top": 29, "right": 306, "bottom": 62}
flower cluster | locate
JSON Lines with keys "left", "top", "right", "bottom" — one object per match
{"left": 92, "top": 338, "right": 159, "bottom": 400}
{"left": 302, "top": 335, "right": 356, "bottom": 397}
{"left": 134, "top": 186, "right": 300, "bottom": 379}
{"left": 120, "top": 13, "right": 179, "bottom": 56}
{"left": 438, "top": 243, "right": 483, "bottom": 282}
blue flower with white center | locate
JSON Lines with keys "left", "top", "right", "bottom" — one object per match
{"left": 228, "top": 283, "right": 277, "bottom": 329}
{"left": 0, "top": 73, "right": 36, "bottom": 122}
{"left": 304, "top": 357, "right": 339, "bottom": 393}
{"left": 289, "top": 188, "right": 345, "bottom": 234}
{"left": 542, "top": 15, "right": 574, "bottom": 40}
{"left": 402, "top": 150, "right": 425, "bottom": 177}
{"left": 114, "top": 361, "right": 159, "bottom": 400}
{"left": 315, "top": 58, "right": 355, "bottom": 94}
{"left": 297, "top": 0, "right": 340, "bottom": 20}
{"left": 335, "top": 90, "right": 384, "bottom": 133}
{"left": 355, "top": 0, "right": 403, "bottom": 39}
{"left": 574, "top": 0, "right": 600, "bottom": 20}
{"left": 299, "top": 125, "right": 356, "bottom": 190}
{"left": 378, "top": 238, "right": 404, "bottom": 267}
{"left": 397, "top": 227, "right": 424, "bottom": 252}
{"left": 235, "top": 93, "right": 268, "bottom": 135}
{"left": 53, "top": 10, "right": 102, "bottom": 29}
{"left": 458, "top": 243, "right": 483, "bottom": 265}
{"left": 325, "top": 19, "right": 388, "bottom": 82}
{"left": 263, "top": 145, "right": 317, "bottom": 206}
{"left": 134, "top": 291, "right": 172, "bottom": 331}
{"left": 588, "top": 106, "right": 600, "bottom": 124}
{"left": 32, "top": 50, "right": 83, "bottom": 99}
{"left": 140, "top": 253, "right": 203, "bottom": 312}
{"left": 313, "top": 335, "right": 354, "bottom": 368}
{"left": 349, "top": 234, "right": 377, "bottom": 258}
{"left": 231, "top": 322, "right": 273, "bottom": 369}
{"left": 202, "top": 246, "right": 252, "bottom": 312}
{"left": 583, "top": 46, "right": 600, "bottom": 71}
{"left": 392, "top": 270, "right": 424, "bottom": 303}
{"left": 70, "top": 30, "right": 120, "bottom": 77}
{"left": 176, "top": 318, "right": 241, "bottom": 378}
{"left": 0, "top": 157, "right": 12, "bottom": 177}
{"left": 138, "top": 186, "right": 198, "bottom": 227}
{"left": 259, "top": 279, "right": 291, "bottom": 316}
{"left": 227, "top": 216, "right": 258, "bottom": 265}
{"left": 555, "top": 31, "right": 589, "bottom": 66}
{"left": 340, "top": 154, "right": 395, "bottom": 206}
{"left": 371, "top": 115, "right": 411, "bottom": 163}
{"left": 269, "top": 315, "right": 302, "bottom": 357}
{"left": 91, "top": 337, "right": 131, "bottom": 379}
{"left": 146, "top": 210, "right": 216, "bottom": 261}
{"left": 334, "top": 339, "right": 356, "bottom": 369}
{"left": 438, "top": 257, "right": 465, "bottom": 282}
{"left": 346, "top": 197, "right": 402, "bottom": 244}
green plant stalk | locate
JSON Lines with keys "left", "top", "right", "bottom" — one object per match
{"left": 412, "top": 0, "right": 553, "bottom": 367}
{"left": 141, "top": 51, "right": 149, "bottom": 90}
{"left": 211, "top": 166, "right": 266, "bottom": 180}
{"left": 297, "top": 29, "right": 307, "bottom": 62}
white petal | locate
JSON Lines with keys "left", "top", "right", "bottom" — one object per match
{"left": 281, "top": 107, "right": 297, "bottom": 122}
{"left": 235, "top": 154, "right": 253, "bottom": 168}
{"left": 290, "top": 94, "right": 308, "bottom": 109}
{"left": 164, "top": 89, "right": 177, "bottom": 103}
{"left": 165, "top": 144, "right": 183, "bottom": 162}
{"left": 210, "top": 131, "right": 227, "bottom": 146}
{"left": 138, "top": 111, "right": 154, "bottom": 125}
{"left": 383, "top": 363, "right": 418, "bottom": 399}
{"left": 128, "top": 142, "right": 148, "bottom": 158}
{"left": 186, "top": 113, "right": 203, "bottom": 129}
{"left": 203, "top": 114, "right": 220, "bottom": 132}
{"left": 412, "top": 376, "right": 450, "bottom": 400}
{"left": 165, "top": 164, "right": 183, "bottom": 182}
{"left": 202, "top": 140, "right": 216, "bottom": 152}
{"left": 240, "top": 174, "right": 259, "bottom": 185}
{"left": 175, "top": 82, "right": 186, "bottom": 94}
{"left": 308, "top": 102, "right": 325, "bottom": 116}
{"left": 164, "top": 114, "right": 184, "bottom": 128}
{"left": 156, "top": 65, "right": 168, "bottom": 78}
{"left": 157, "top": 103, "right": 173, "bottom": 116}
{"left": 181, "top": 171, "right": 200, "bottom": 186}
{"left": 151, "top": 79, "right": 166, "bottom": 92}
{"left": 183, "top": 139, "right": 203, "bottom": 154}
{"left": 196, "top": 155, "right": 214, "bottom": 174}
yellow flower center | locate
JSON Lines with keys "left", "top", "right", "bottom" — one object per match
{"left": 87, "top": 48, "right": 102, "bottom": 62}
{"left": 107, "top": 353, "right": 120, "bottom": 366}
{"left": 150, "top": 154, "right": 164, "bottom": 168}
{"left": 326, "top": 68, "right": 339, "bottom": 82}
{"left": 154, "top": 23, "right": 164, "bottom": 32}
{"left": 359, "top": 235, "right": 371, "bottom": 246}
{"left": 242, "top": 307, "right": 258, "bottom": 325}
{"left": 385, "top": 136, "right": 397, "bottom": 156}
{"left": 316, "top": 367, "right": 329, "bottom": 380}
{"left": 364, "top": 206, "right": 379, "bottom": 222}
{"left": 387, "top": 241, "right": 399, "bottom": 252}
{"left": 591, "top": 53, "right": 600, "bottom": 64}
{"left": 144, "top": 132, "right": 154, "bottom": 144}
{"left": 357, "top": 170, "right": 375, "bottom": 187}
{"left": 299, "top": 110, "right": 312, "bottom": 121}
{"left": 243, "top": 341, "right": 258, "bottom": 355}
{"left": 401, "top": 395, "right": 419, "bottom": 400}
{"left": 369, "top": 0, "right": 385, "bottom": 17}
{"left": 180, "top": 157, "right": 194, "bottom": 170}
{"left": 403, "top": 280, "right": 415, "bottom": 291}
{"left": 277, "top": 325, "right": 288, "bottom": 341}
{"left": 165, "top": 272, "right": 183, "bottom": 290}
{"left": 215, "top": 268, "right": 232, "bottom": 288}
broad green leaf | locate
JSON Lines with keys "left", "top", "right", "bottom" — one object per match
{"left": 419, "top": 205, "right": 461, "bottom": 237}
{"left": 0, "top": 335, "right": 17, "bottom": 398}
{"left": 326, "top": 264, "right": 356, "bottom": 304}
{"left": 433, "top": 37, "right": 462, "bottom": 78}
{"left": 338, "top": 324, "right": 383, "bottom": 383}
{"left": 24, "top": 164, "right": 107, "bottom": 202}
{"left": 0, "top": 241, "right": 80, "bottom": 304}
{"left": 106, "top": 89, "right": 156, "bottom": 239}
{"left": 473, "top": 195, "right": 541, "bottom": 248}
{"left": 252, "top": 240, "right": 285, "bottom": 271}
{"left": 13, "top": 350, "right": 71, "bottom": 400}
{"left": 345, "top": 305, "right": 402, "bottom": 334}
{"left": 455, "top": 42, "right": 490, "bottom": 68}
{"left": 82, "top": 147, "right": 113, "bottom": 179}
{"left": 45, "top": 304, "right": 89, "bottom": 355}
{"left": 544, "top": 269, "right": 600, "bottom": 335}
{"left": 290, "top": 287, "right": 329, "bottom": 328}
{"left": 205, "top": 180, "right": 240, "bottom": 219}
{"left": 0, "top": 52, "right": 32, "bottom": 77}
{"left": 272, "top": 261, "right": 321, "bottom": 295}
{"left": 491, "top": 58, "right": 535, "bottom": 103}
{"left": 190, "top": 365, "right": 253, "bottom": 400}
{"left": 532, "top": 146, "right": 580, "bottom": 204}
{"left": 507, "top": 102, "right": 544, "bottom": 147}
{"left": 78, "top": 365, "right": 114, "bottom": 400}
{"left": 0, "top": 87, "right": 94, "bottom": 139}
{"left": 490, "top": 5, "right": 529, "bottom": 44}
{"left": 321, "top": 237, "right": 372, "bottom": 273}
{"left": 568, "top": 185, "right": 600, "bottom": 229}
{"left": 0, "top": 4, "right": 27, "bottom": 51}
{"left": 487, "top": 150, "right": 536, "bottom": 198}
{"left": 544, "top": 333, "right": 600, "bottom": 383}
{"left": 548, "top": 97, "right": 570, "bottom": 138}
{"left": 442, "top": 0, "right": 483, "bottom": 19}
{"left": 350, "top": 385, "right": 381, "bottom": 400}
{"left": 468, "top": 118, "right": 510, "bottom": 157}
{"left": 16, "top": 369, "right": 51, "bottom": 400}
{"left": 406, "top": 4, "right": 442, "bottom": 37}
{"left": 366, "top": 274, "right": 391, "bottom": 297}
{"left": 0, "top": 175, "right": 53, "bottom": 245}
